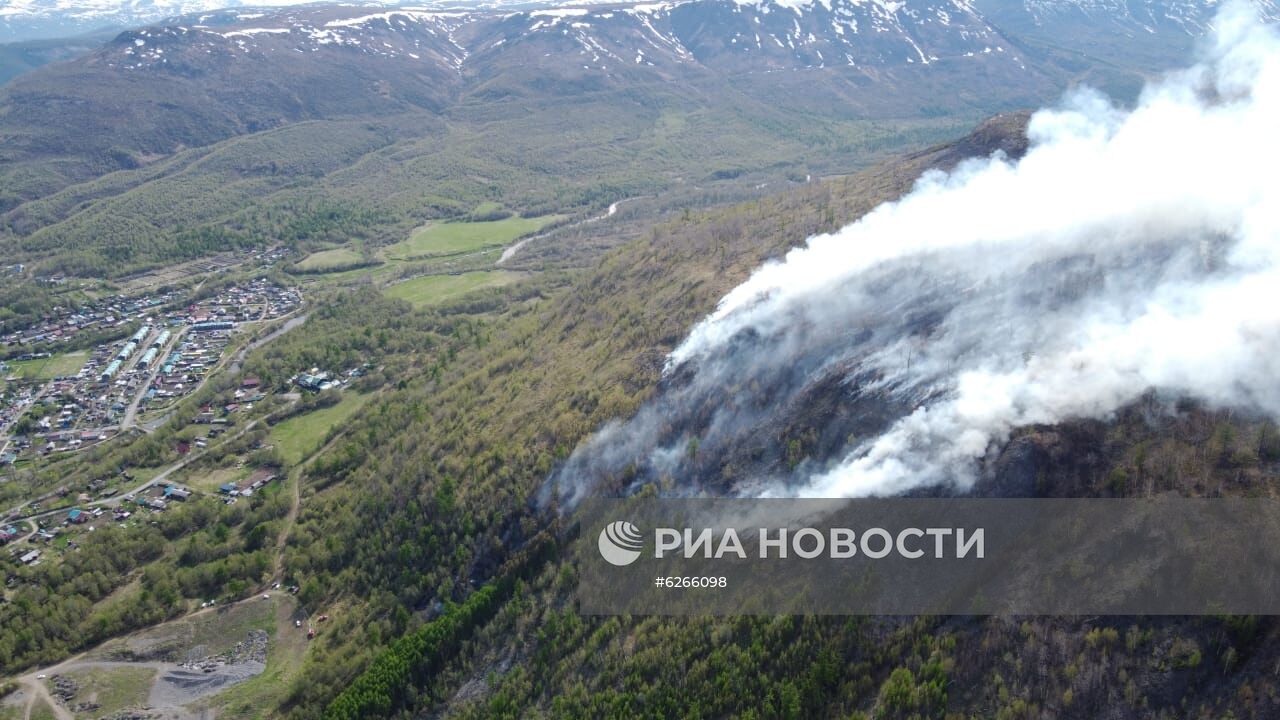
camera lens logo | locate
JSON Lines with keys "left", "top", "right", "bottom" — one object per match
{"left": 598, "top": 521, "right": 644, "bottom": 566}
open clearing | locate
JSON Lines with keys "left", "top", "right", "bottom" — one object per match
{"left": 4, "top": 351, "right": 88, "bottom": 380}
{"left": 177, "top": 465, "right": 250, "bottom": 494}
{"left": 386, "top": 271, "right": 517, "bottom": 308}
{"left": 189, "top": 592, "right": 311, "bottom": 719}
{"left": 12, "top": 595, "right": 297, "bottom": 720}
{"left": 381, "top": 215, "right": 565, "bottom": 260}
{"left": 63, "top": 665, "right": 155, "bottom": 718}
{"left": 270, "top": 393, "right": 371, "bottom": 465}
{"left": 294, "top": 247, "right": 366, "bottom": 272}
{"left": 89, "top": 590, "right": 276, "bottom": 663}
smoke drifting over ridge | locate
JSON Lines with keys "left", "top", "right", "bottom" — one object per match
{"left": 546, "top": 2, "right": 1280, "bottom": 506}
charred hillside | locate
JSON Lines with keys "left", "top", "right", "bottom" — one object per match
{"left": 548, "top": 7, "right": 1280, "bottom": 503}
{"left": 291, "top": 109, "right": 1280, "bottom": 718}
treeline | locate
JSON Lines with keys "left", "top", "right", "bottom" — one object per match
{"left": 288, "top": 258, "right": 382, "bottom": 276}
{"left": 273, "top": 203, "right": 388, "bottom": 246}
{"left": 0, "top": 279, "right": 88, "bottom": 336}
{"left": 322, "top": 534, "right": 555, "bottom": 720}
{"left": 15, "top": 198, "right": 394, "bottom": 281}
{"left": 31, "top": 225, "right": 258, "bottom": 279}
{"left": 453, "top": 606, "right": 937, "bottom": 720}
{"left": 321, "top": 583, "right": 505, "bottom": 720}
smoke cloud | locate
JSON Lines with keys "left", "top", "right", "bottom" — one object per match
{"left": 546, "top": 2, "right": 1280, "bottom": 506}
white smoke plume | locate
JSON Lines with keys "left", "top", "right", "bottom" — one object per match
{"left": 546, "top": 2, "right": 1280, "bottom": 506}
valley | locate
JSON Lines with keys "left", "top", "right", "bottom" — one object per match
{"left": 5, "top": 0, "right": 1241, "bottom": 280}
{"left": 0, "top": 0, "right": 1278, "bottom": 718}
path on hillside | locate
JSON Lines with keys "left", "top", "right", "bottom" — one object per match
{"left": 272, "top": 465, "right": 304, "bottom": 583}
{"left": 497, "top": 198, "right": 636, "bottom": 265}
{"left": 269, "top": 393, "right": 374, "bottom": 582}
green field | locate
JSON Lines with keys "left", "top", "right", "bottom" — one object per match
{"left": 64, "top": 666, "right": 156, "bottom": 718}
{"left": 180, "top": 466, "right": 249, "bottom": 494}
{"left": 270, "top": 393, "right": 371, "bottom": 465}
{"left": 4, "top": 351, "right": 88, "bottom": 380}
{"left": 294, "top": 247, "right": 367, "bottom": 272}
{"left": 385, "top": 271, "right": 517, "bottom": 308}
{"left": 381, "top": 215, "right": 564, "bottom": 260}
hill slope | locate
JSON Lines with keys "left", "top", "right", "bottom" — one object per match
{"left": 250, "top": 111, "right": 1280, "bottom": 719}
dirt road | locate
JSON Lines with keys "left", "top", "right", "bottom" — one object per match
{"left": 497, "top": 198, "right": 636, "bottom": 265}
{"left": 13, "top": 592, "right": 291, "bottom": 720}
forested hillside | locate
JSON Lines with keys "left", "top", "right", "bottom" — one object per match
{"left": 224, "top": 114, "right": 1280, "bottom": 719}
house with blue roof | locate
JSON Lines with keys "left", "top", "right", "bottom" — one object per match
{"left": 164, "top": 485, "right": 192, "bottom": 501}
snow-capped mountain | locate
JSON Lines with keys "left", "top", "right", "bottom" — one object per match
{"left": 92, "top": 0, "right": 1274, "bottom": 88}
{"left": 6, "top": 0, "right": 1272, "bottom": 46}
{"left": 0, "top": 0, "right": 277, "bottom": 41}
{"left": 972, "top": 0, "right": 1280, "bottom": 67}
{"left": 0, "top": 0, "right": 564, "bottom": 42}
{"left": 91, "top": 0, "right": 1032, "bottom": 76}
{"left": 1005, "top": 0, "right": 1275, "bottom": 35}
{"left": 4, "top": 0, "right": 1274, "bottom": 202}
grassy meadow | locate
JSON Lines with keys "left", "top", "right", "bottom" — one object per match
{"left": 293, "top": 247, "right": 367, "bottom": 272}
{"left": 271, "top": 392, "right": 371, "bottom": 465}
{"left": 384, "top": 271, "right": 518, "bottom": 308}
{"left": 4, "top": 350, "right": 88, "bottom": 380}
{"left": 380, "top": 215, "right": 565, "bottom": 260}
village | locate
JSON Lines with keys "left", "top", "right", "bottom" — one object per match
{"left": 0, "top": 247, "right": 292, "bottom": 351}
{"left": 0, "top": 350, "right": 368, "bottom": 576}
{"left": 0, "top": 279, "right": 301, "bottom": 464}
{"left": 0, "top": 463, "right": 284, "bottom": 573}
{"left": 0, "top": 288, "right": 185, "bottom": 350}
{"left": 2, "top": 250, "right": 371, "bottom": 710}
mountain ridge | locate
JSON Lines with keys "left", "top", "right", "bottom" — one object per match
{"left": 0, "top": 0, "right": 1061, "bottom": 216}
{"left": 2, "top": 0, "right": 1274, "bottom": 275}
